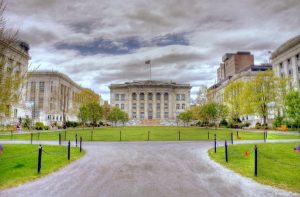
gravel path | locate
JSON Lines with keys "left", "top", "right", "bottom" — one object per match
{"left": 0, "top": 141, "right": 299, "bottom": 197}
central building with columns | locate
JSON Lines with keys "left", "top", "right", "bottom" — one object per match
{"left": 109, "top": 80, "right": 191, "bottom": 124}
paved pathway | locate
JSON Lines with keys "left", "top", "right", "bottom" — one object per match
{"left": 0, "top": 140, "right": 299, "bottom": 197}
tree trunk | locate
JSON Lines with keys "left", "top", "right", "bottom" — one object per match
{"left": 263, "top": 115, "right": 267, "bottom": 126}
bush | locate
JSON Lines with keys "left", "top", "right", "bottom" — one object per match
{"left": 255, "top": 122, "right": 261, "bottom": 129}
{"left": 35, "top": 122, "right": 44, "bottom": 130}
{"left": 219, "top": 119, "right": 228, "bottom": 127}
{"left": 273, "top": 116, "right": 283, "bottom": 128}
{"left": 44, "top": 126, "right": 50, "bottom": 130}
{"left": 66, "top": 121, "right": 79, "bottom": 128}
{"left": 22, "top": 117, "right": 31, "bottom": 129}
{"left": 242, "top": 122, "right": 251, "bottom": 128}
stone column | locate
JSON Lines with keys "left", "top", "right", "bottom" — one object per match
{"left": 128, "top": 91, "right": 132, "bottom": 119}
{"left": 153, "top": 92, "right": 157, "bottom": 119}
{"left": 137, "top": 92, "right": 140, "bottom": 120}
{"left": 145, "top": 91, "right": 148, "bottom": 119}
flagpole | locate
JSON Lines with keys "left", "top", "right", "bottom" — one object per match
{"left": 150, "top": 62, "right": 151, "bottom": 80}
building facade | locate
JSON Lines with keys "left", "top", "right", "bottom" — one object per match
{"left": 26, "top": 71, "right": 83, "bottom": 125}
{"left": 0, "top": 40, "right": 30, "bottom": 124}
{"left": 271, "top": 34, "right": 300, "bottom": 89}
{"left": 109, "top": 80, "right": 191, "bottom": 124}
{"left": 217, "top": 51, "right": 254, "bottom": 82}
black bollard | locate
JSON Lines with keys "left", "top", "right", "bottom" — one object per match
{"left": 120, "top": 130, "right": 122, "bottom": 141}
{"left": 236, "top": 131, "right": 239, "bottom": 139}
{"left": 148, "top": 131, "right": 150, "bottom": 141}
{"left": 90, "top": 130, "right": 93, "bottom": 141}
{"left": 80, "top": 137, "right": 82, "bottom": 152}
{"left": 208, "top": 131, "right": 210, "bottom": 140}
{"left": 214, "top": 133, "right": 217, "bottom": 153}
{"left": 75, "top": 134, "right": 78, "bottom": 147}
{"left": 231, "top": 132, "right": 233, "bottom": 144}
{"left": 59, "top": 133, "right": 61, "bottom": 145}
{"left": 31, "top": 133, "right": 33, "bottom": 144}
{"left": 225, "top": 140, "right": 228, "bottom": 162}
{"left": 68, "top": 140, "right": 70, "bottom": 160}
{"left": 178, "top": 130, "right": 181, "bottom": 141}
{"left": 263, "top": 131, "right": 266, "bottom": 142}
{"left": 37, "top": 144, "right": 42, "bottom": 174}
{"left": 254, "top": 145, "right": 258, "bottom": 176}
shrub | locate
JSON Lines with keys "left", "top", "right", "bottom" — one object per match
{"left": 22, "top": 116, "right": 31, "bottom": 129}
{"left": 219, "top": 119, "right": 228, "bottom": 127}
{"left": 44, "top": 126, "right": 50, "bottom": 130}
{"left": 35, "top": 122, "right": 44, "bottom": 130}
{"left": 242, "top": 122, "right": 251, "bottom": 128}
{"left": 255, "top": 122, "right": 261, "bottom": 129}
{"left": 273, "top": 116, "right": 283, "bottom": 128}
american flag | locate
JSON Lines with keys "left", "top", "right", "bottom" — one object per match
{"left": 145, "top": 60, "right": 151, "bottom": 64}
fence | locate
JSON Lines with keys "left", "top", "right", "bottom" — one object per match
{"left": 0, "top": 140, "right": 83, "bottom": 174}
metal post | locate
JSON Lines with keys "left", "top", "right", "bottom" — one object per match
{"left": 59, "top": 133, "right": 61, "bottom": 145}
{"left": 254, "top": 145, "right": 257, "bottom": 176}
{"left": 264, "top": 131, "right": 266, "bottom": 142}
{"left": 90, "top": 130, "right": 93, "bottom": 141}
{"left": 214, "top": 133, "right": 216, "bottom": 153}
{"left": 266, "top": 131, "right": 268, "bottom": 139}
{"left": 68, "top": 140, "right": 70, "bottom": 160}
{"left": 148, "top": 131, "right": 150, "bottom": 141}
{"left": 208, "top": 131, "right": 210, "bottom": 140}
{"left": 75, "top": 134, "right": 78, "bottom": 147}
{"left": 120, "top": 130, "right": 121, "bottom": 141}
{"left": 31, "top": 133, "right": 33, "bottom": 144}
{"left": 231, "top": 132, "right": 233, "bottom": 144}
{"left": 225, "top": 140, "right": 228, "bottom": 162}
{"left": 37, "top": 144, "right": 42, "bottom": 174}
{"left": 178, "top": 130, "right": 181, "bottom": 141}
{"left": 236, "top": 130, "right": 239, "bottom": 139}
{"left": 80, "top": 137, "right": 82, "bottom": 152}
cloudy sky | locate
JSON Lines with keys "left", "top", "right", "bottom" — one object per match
{"left": 4, "top": 0, "right": 300, "bottom": 101}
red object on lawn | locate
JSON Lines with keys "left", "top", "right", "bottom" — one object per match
{"left": 245, "top": 151, "right": 249, "bottom": 157}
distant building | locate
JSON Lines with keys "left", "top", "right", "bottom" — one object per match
{"left": 217, "top": 51, "right": 254, "bottom": 83}
{"left": 0, "top": 40, "right": 30, "bottom": 124}
{"left": 26, "top": 71, "right": 83, "bottom": 125}
{"left": 271, "top": 34, "right": 300, "bottom": 89}
{"left": 109, "top": 80, "right": 191, "bottom": 125}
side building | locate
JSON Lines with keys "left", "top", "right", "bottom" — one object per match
{"left": 26, "top": 71, "right": 83, "bottom": 126}
{"left": 271, "top": 34, "right": 300, "bottom": 89}
{"left": 0, "top": 40, "right": 30, "bottom": 124}
{"left": 109, "top": 80, "right": 191, "bottom": 125}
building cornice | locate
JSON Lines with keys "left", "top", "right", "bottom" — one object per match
{"left": 271, "top": 34, "right": 300, "bottom": 60}
{"left": 109, "top": 80, "right": 191, "bottom": 89}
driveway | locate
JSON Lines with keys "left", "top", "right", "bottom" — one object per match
{"left": 0, "top": 141, "right": 299, "bottom": 197}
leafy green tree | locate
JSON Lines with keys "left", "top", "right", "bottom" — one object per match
{"left": 86, "top": 102, "right": 103, "bottom": 130}
{"left": 285, "top": 90, "right": 300, "bottom": 130}
{"left": 108, "top": 107, "right": 123, "bottom": 126}
{"left": 78, "top": 105, "right": 89, "bottom": 127}
{"left": 119, "top": 111, "right": 129, "bottom": 126}
{"left": 178, "top": 110, "right": 193, "bottom": 126}
{"left": 243, "top": 70, "right": 278, "bottom": 126}
{"left": 224, "top": 80, "right": 245, "bottom": 123}
{"left": 198, "top": 102, "right": 228, "bottom": 127}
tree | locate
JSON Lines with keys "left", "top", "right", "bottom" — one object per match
{"left": 78, "top": 105, "right": 89, "bottom": 127}
{"left": 86, "top": 102, "right": 103, "bottom": 130}
{"left": 178, "top": 110, "right": 193, "bottom": 126}
{"left": 243, "top": 70, "right": 278, "bottom": 126}
{"left": 102, "top": 102, "right": 111, "bottom": 125}
{"left": 285, "top": 90, "right": 300, "bottom": 130}
{"left": 108, "top": 107, "right": 129, "bottom": 126}
{"left": 119, "top": 111, "right": 129, "bottom": 126}
{"left": 198, "top": 102, "right": 228, "bottom": 127}
{"left": 224, "top": 80, "right": 245, "bottom": 123}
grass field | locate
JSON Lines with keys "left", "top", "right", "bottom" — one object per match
{"left": 0, "top": 126, "right": 299, "bottom": 142}
{"left": 0, "top": 144, "right": 84, "bottom": 189}
{"left": 209, "top": 142, "right": 300, "bottom": 193}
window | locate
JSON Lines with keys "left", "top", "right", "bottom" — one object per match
{"left": 287, "top": 58, "right": 291, "bottom": 65}
{"left": 279, "top": 62, "right": 283, "bottom": 69}
{"left": 289, "top": 69, "right": 293, "bottom": 76}
{"left": 182, "top": 104, "right": 185, "bottom": 110}
{"left": 14, "top": 109, "right": 18, "bottom": 118}
{"left": 164, "top": 93, "right": 168, "bottom": 101}
{"left": 115, "top": 104, "right": 119, "bottom": 108}
{"left": 181, "top": 94, "right": 185, "bottom": 101}
{"left": 148, "top": 93, "right": 153, "bottom": 100}
{"left": 176, "top": 104, "right": 180, "bottom": 109}
{"left": 148, "top": 103, "right": 153, "bottom": 111}
{"left": 140, "top": 93, "right": 144, "bottom": 101}
{"left": 38, "top": 97, "right": 44, "bottom": 109}
{"left": 132, "top": 93, "right": 137, "bottom": 100}
{"left": 48, "top": 115, "right": 51, "bottom": 120}
{"left": 39, "top": 81, "right": 45, "bottom": 93}
{"left": 132, "top": 103, "right": 137, "bottom": 110}
{"left": 140, "top": 103, "right": 144, "bottom": 110}
{"left": 121, "top": 104, "right": 124, "bottom": 110}
{"left": 115, "top": 94, "right": 119, "bottom": 101}
{"left": 132, "top": 112, "right": 137, "bottom": 118}
{"left": 176, "top": 94, "right": 180, "bottom": 101}
{"left": 156, "top": 103, "right": 160, "bottom": 110}
{"left": 140, "top": 112, "right": 144, "bottom": 119}
{"left": 30, "top": 82, "right": 36, "bottom": 93}
{"left": 164, "top": 112, "right": 169, "bottom": 118}
{"left": 296, "top": 54, "right": 299, "bottom": 61}
{"left": 121, "top": 94, "right": 125, "bottom": 101}
{"left": 164, "top": 104, "right": 168, "bottom": 110}
{"left": 156, "top": 93, "right": 161, "bottom": 100}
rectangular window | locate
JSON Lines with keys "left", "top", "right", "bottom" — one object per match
{"left": 176, "top": 94, "right": 180, "bottom": 101}
{"left": 176, "top": 104, "right": 180, "bottom": 109}
{"left": 164, "top": 104, "right": 168, "bottom": 110}
{"left": 164, "top": 112, "right": 169, "bottom": 119}
{"left": 279, "top": 62, "right": 283, "bottom": 69}
{"left": 115, "top": 104, "right": 119, "bottom": 108}
{"left": 132, "top": 103, "right": 137, "bottom": 110}
{"left": 287, "top": 58, "right": 291, "bottom": 65}
{"left": 121, "top": 94, "right": 125, "bottom": 101}
{"left": 156, "top": 112, "right": 161, "bottom": 118}
{"left": 140, "top": 103, "right": 144, "bottom": 110}
{"left": 39, "top": 81, "right": 45, "bottom": 93}
{"left": 38, "top": 97, "right": 44, "bottom": 109}
{"left": 289, "top": 69, "right": 293, "bottom": 76}
{"left": 181, "top": 94, "right": 185, "bottom": 101}
{"left": 115, "top": 94, "right": 119, "bottom": 101}
{"left": 182, "top": 104, "right": 185, "bottom": 109}
{"left": 121, "top": 103, "right": 124, "bottom": 110}
{"left": 156, "top": 103, "right": 160, "bottom": 110}
{"left": 148, "top": 103, "right": 152, "bottom": 111}
{"left": 132, "top": 112, "right": 137, "bottom": 118}
{"left": 140, "top": 112, "right": 144, "bottom": 119}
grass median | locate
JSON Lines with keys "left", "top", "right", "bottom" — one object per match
{"left": 209, "top": 142, "right": 300, "bottom": 193}
{"left": 0, "top": 144, "right": 84, "bottom": 189}
{"left": 0, "top": 126, "right": 299, "bottom": 142}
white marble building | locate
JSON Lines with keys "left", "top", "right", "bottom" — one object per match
{"left": 271, "top": 34, "right": 300, "bottom": 90}
{"left": 109, "top": 80, "right": 191, "bottom": 124}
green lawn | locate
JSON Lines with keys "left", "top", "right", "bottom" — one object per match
{"left": 209, "top": 142, "right": 300, "bottom": 193}
{"left": 0, "top": 144, "right": 84, "bottom": 189}
{"left": 0, "top": 126, "right": 298, "bottom": 142}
